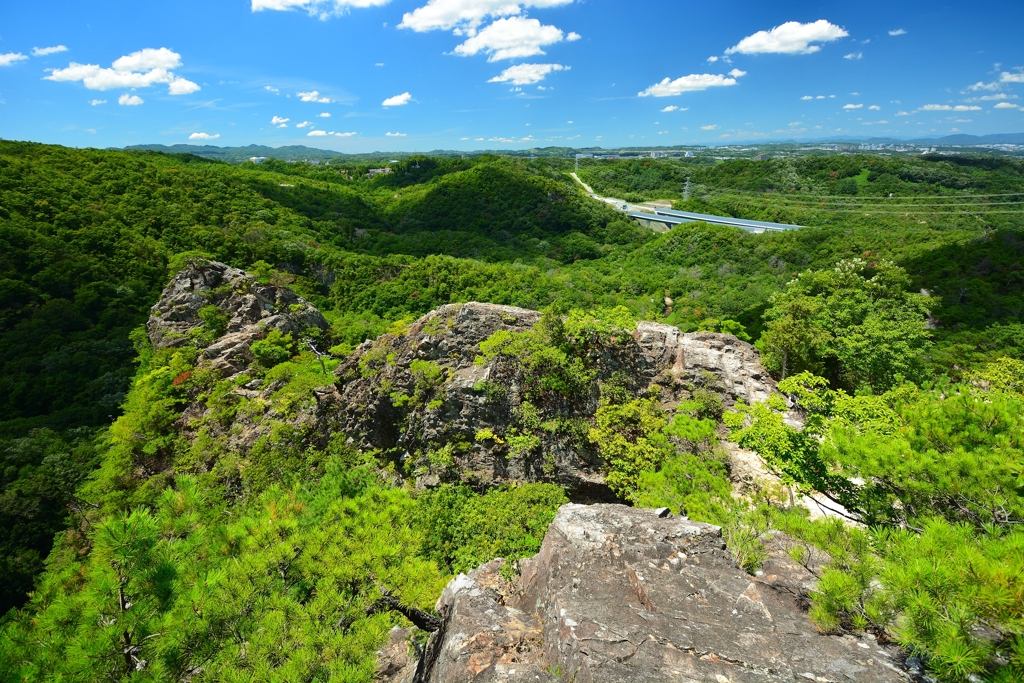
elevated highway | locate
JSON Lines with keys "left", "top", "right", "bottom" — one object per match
{"left": 570, "top": 174, "right": 802, "bottom": 234}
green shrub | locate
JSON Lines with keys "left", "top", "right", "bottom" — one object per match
{"left": 250, "top": 329, "right": 296, "bottom": 368}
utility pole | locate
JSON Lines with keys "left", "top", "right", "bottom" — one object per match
{"left": 683, "top": 179, "right": 690, "bottom": 202}
{"left": 575, "top": 154, "right": 579, "bottom": 173}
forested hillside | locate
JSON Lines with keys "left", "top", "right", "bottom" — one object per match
{"left": 2, "top": 141, "right": 1024, "bottom": 682}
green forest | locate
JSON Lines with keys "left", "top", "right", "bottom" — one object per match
{"left": 1, "top": 140, "right": 1024, "bottom": 682}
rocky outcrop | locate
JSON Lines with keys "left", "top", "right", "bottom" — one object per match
{"left": 415, "top": 504, "right": 909, "bottom": 683}
{"left": 148, "top": 259, "right": 327, "bottom": 376}
{"left": 334, "top": 303, "right": 775, "bottom": 499}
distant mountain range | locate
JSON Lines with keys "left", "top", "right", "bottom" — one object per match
{"left": 123, "top": 133, "right": 1024, "bottom": 164}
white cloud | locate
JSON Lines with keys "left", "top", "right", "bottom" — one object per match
{"left": 844, "top": 51, "right": 862, "bottom": 60}
{"left": 318, "top": 111, "right": 331, "bottom": 117}
{"left": 399, "top": 0, "right": 572, "bottom": 34}
{"left": 272, "top": 115, "right": 290, "bottom": 125}
{"left": 298, "top": 90, "right": 332, "bottom": 102}
{"left": 995, "top": 102, "right": 1021, "bottom": 109}
{"left": 335, "top": 131, "right": 357, "bottom": 136}
{"left": 638, "top": 72, "right": 740, "bottom": 97}
{"left": 707, "top": 56, "right": 719, "bottom": 63}
{"left": 896, "top": 110, "right": 910, "bottom": 116}
{"left": 45, "top": 48, "right": 199, "bottom": 94}
{"left": 966, "top": 81, "right": 1000, "bottom": 92}
{"left": 969, "top": 93, "right": 1016, "bottom": 101}
{"left": 869, "top": 104, "right": 881, "bottom": 110}
{"left": 308, "top": 130, "right": 328, "bottom": 136}
{"left": 382, "top": 91, "right": 412, "bottom": 106}
{"left": 454, "top": 16, "right": 565, "bottom": 61}
{"left": 32, "top": 45, "right": 68, "bottom": 56}
{"left": 0, "top": 53, "right": 29, "bottom": 67}
{"left": 725, "top": 20, "right": 848, "bottom": 55}
{"left": 701, "top": 124, "right": 718, "bottom": 130}
{"left": 920, "top": 104, "right": 952, "bottom": 110}
{"left": 189, "top": 132, "right": 220, "bottom": 139}
{"left": 728, "top": 68, "right": 746, "bottom": 77}
{"left": 297, "top": 120, "right": 313, "bottom": 128}
{"left": 566, "top": 31, "right": 581, "bottom": 41}
{"left": 386, "top": 131, "right": 407, "bottom": 136}
{"left": 90, "top": 99, "right": 106, "bottom": 106}
{"left": 954, "top": 105, "right": 981, "bottom": 111}
{"left": 375, "top": 62, "right": 385, "bottom": 66}
{"left": 661, "top": 105, "right": 678, "bottom": 112}
{"left": 251, "top": 0, "right": 390, "bottom": 17}
{"left": 800, "top": 95, "right": 813, "bottom": 100}
{"left": 1001, "top": 71, "right": 1024, "bottom": 83}
{"left": 168, "top": 77, "right": 201, "bottom": 95}
{"left": 488, "top": 62, "right": 567, "bottom": 85}
{"left": 118, "top": 94, "right": 144, "bottom": 106}
{"left": 112, "top": 47, "right": 180, "bottom": 72}
{"left": 842, "top": 103, "right": 863, "bottom": 109}
{"left": 265, "top": 85, "right": 280, "bottom": 93}
{"left": 888, "top": 28, "right": 907, "bottom": 36}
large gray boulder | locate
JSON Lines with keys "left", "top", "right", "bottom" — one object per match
{"left": 334, "top": 303, "right": 774, "bottom": 499}
{"left": 148, "top": 259, "right": 327, "bottom": 376}
{"left": 416, "top": 504, "right": 909, "bottom": 683}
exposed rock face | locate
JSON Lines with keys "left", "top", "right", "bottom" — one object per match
{"left": 334, "top": 303, "right": 774, "bottom": 499}
{"left": 145, "top": 260, "right": 335, "bottom": 462}
{"left": 148, "top": 259, "right": 328, "bottom": 376}
{"left": 418, "top": 504, "right": 909, "bottom": 683}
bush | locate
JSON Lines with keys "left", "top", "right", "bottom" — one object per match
{"left": 250, "top": 329, "right": 295, "bottom": 368}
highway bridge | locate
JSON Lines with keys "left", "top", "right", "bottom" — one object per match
{"left": 623, "top": 206, "right": 802, "bottom": 234}
{"left": 569, "top": 174, "right": 803, "bottom": 234}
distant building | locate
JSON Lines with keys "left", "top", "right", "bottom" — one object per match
{"left": 249, "top": 156, "right": 267, "bottom": 164}
{"left": 366, "top": 167, "right": 393, "bottom": 178}
{"left": 650, "top": 151, "right": 668, "bottom": 158}
{"left": 684, "top": 151, "right": 695, "bottom": 157}
{"left": 753, "top": 154, "right": 770, "bottom": 161}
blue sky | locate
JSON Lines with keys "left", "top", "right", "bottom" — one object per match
{"left": 2, "top": 0, "right": 1023, "bottom": 151}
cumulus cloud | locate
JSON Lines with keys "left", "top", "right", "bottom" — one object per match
{"left": 90, "top": 99, "right": 107, "bottom": 105}
{"left": 296, "top": 121, "right": 313, "bottom": 128}
{"left": 251, "top": 0, "right": 390, "bottom": 18}
{"left": 728, "top": 68, "right": 746, "bottom": 77}
{"left": 272, "top": 115, "right": 290, "bottom": 125}
{"left": 382, "top": 91, "right": 412, "bottom": 106}
{"left": 888, "top": 28, "right": 907, "bottom": 36}
{"left": 954, "top": 105, "right": 981, "bottom": 111}
{"left": 307, "top": 130, "right": 328, "bottom": 136}
{"left": 0, "top": 53, "right": 29, "bottom": 67}
{"left": 298, "top": 90, "right": 332, "bottom": 102}
{"left": 896, "top": 110, "right": 910, "bottom": 116}
{"left": 189, "top": 132, "right": 220, "bottom": 139}
{"left": 725, "top": 20, "right": 848, "bottom": 55}
{"left": 118, "top": 93, "right": 144, "bottom": 105}
{"left": 638, "top": 72, "right": 741, "bottom": 97}
{"left": 661, "top": 105, "right": 688, "bottom": 112}
{"left": 335, "top": 131, "right": 357, "bottom": 136}
{"left": 800, "top": 95, "right": 813, "bottom": 100}
{"left": 265, "top": 85, "right": 280, "bottom": 93}
{"left": 567, "top": 32, "right": 581, "bottom": 41}
{"left": 399, "top": 0, "right": 572, "bottom": 34}
{"left": 869, "top": 104, "right": 881, "bottom": 110}
{"left": 966, "top": 81, "right": 1000, "bottom": 92}
{"left": 844, "top": 52, "right": 862, "bottom": 60}
{"left": 843, "top": 103, "right": 863, "bottom": 109}
{"left": 488, "top": 63, "right": 567, "bottom": 85}
{"left": 969, "top": 93, "right": 1016, "bottom": 101}
{"left": 454, "top": 16, "right": 566, "bottom": 61}
{"left": 318, "top": 111, "right": 331, "bottom": 117}
{"left": 32, "top": 45, "right": 68, "bottom": 56}
{"left": 1001, "top": 71, "right": 1024, "bottom": 83}
{"left": 920, "top": 104, "right": 952, "bottom": 110}
{"left": 46, "top": 48, "right": 199, "bottom": 95}
{"left": 700, "top": 124, "right": 718, "bottom": 130}
{"left": 707, "top": 56, "right": 719, "bottom": 63}
{"left": 995, "top": 102, "right": 1021, "bottom": 109}
{"left": 385, "top": 131, "right": 407, "bottom": 136}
